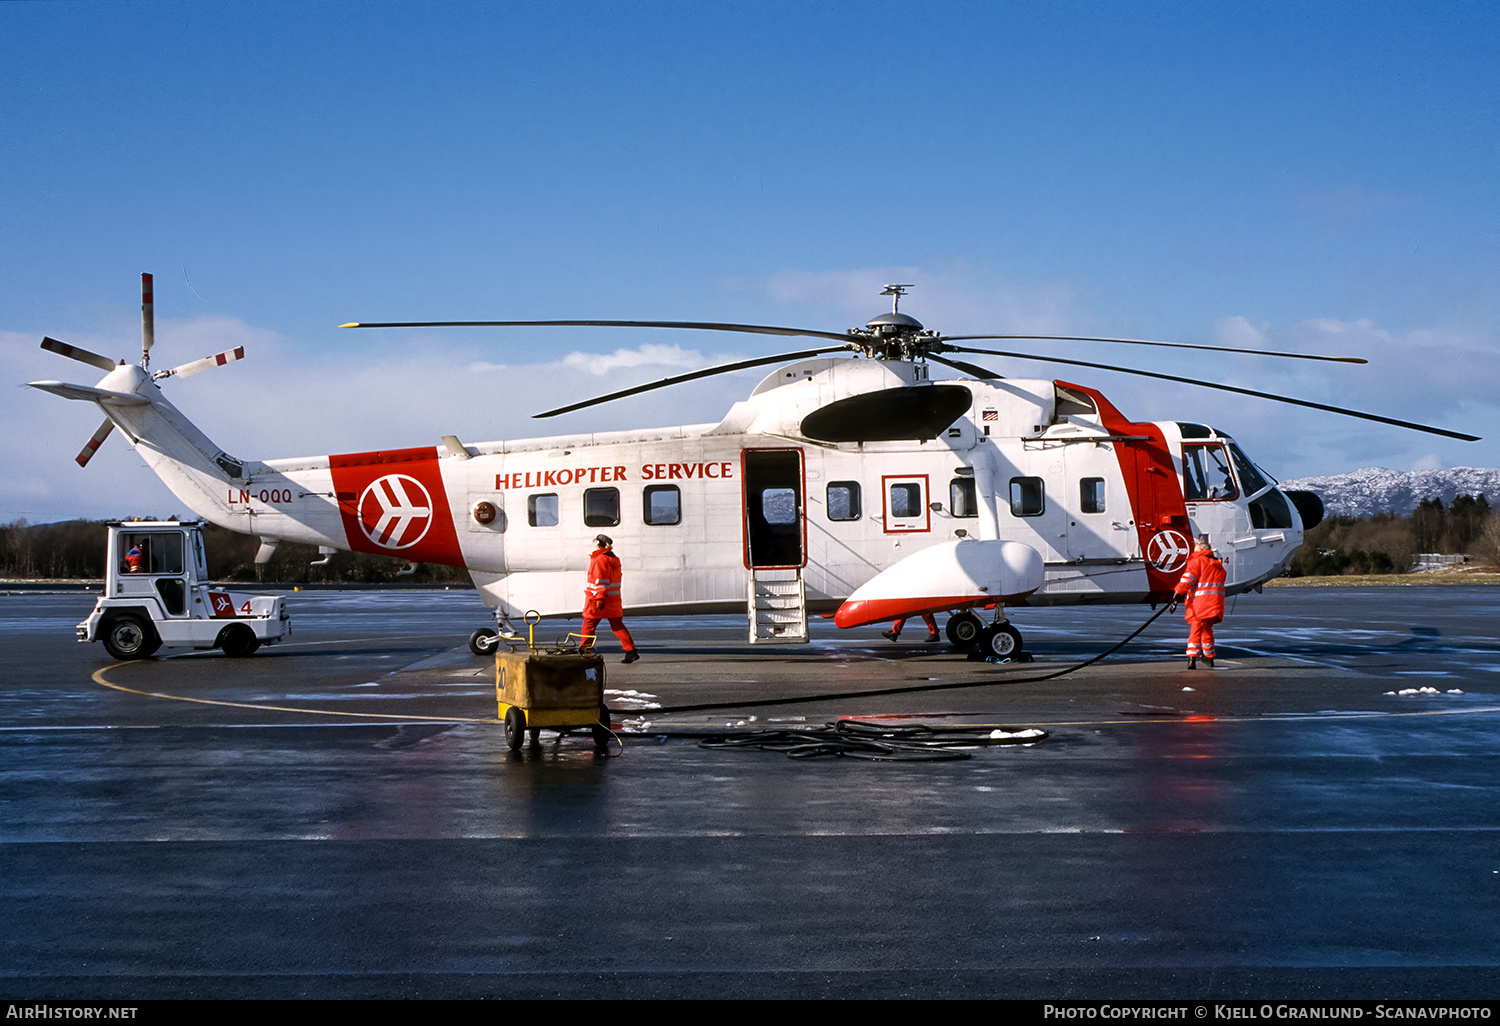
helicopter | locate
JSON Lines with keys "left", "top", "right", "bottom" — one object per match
{"left": 28, "top": 276, "right": 1480, "bottom": 659}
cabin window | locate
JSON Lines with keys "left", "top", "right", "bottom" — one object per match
{"left": 950, "top": 478, "right": 978, "bottom": 518}
{"left": 1249, "top": 488, "right": 1296, "bottom": 529}
{"left": 643, "top": 485, "right": 681, "bottom": 526}
{"left": 761, "top": 487, "right": 797, "bottom": 525}
{"left": 1228, "top": 444, "right": 1272, "bottom": 497}
{"left": 527, "top": 494, "right": 559, "bottom": 527}
{"left": 1080, "top": 478, "right": 1106, "bottom": 513}
{"left": 583, "top": 487, "right": 620, "bottom": 528}
{"left": 827, "top": 482, "right": 861, "bottom": 521}
{"left": 1009, "top": 477, "right": 1044, "bottom": 517}
{"left": 118, "top": 532, "right": 185, "bottom": 575}
{"left": 889, "top": 482, "right": 922, "bottom": 519}
{"left": 1182, "top": 444, "right": 1238, "bottom": 501}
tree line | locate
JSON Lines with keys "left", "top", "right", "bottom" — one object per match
{"left": 0, "top": 519, "right": 468, "bottom": 584}
{"left": 4, "top": 495, "right": 1497, "bottom": 582}
{"left": 1285, "top": 494, "right": 1497, "bottom": 576}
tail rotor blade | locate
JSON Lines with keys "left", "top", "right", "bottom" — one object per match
{"left": 141, "top": 272, "right": 155, "bottom": 368}
{"left": 41, "top": 337, "right": 118, "bottom": 372}
{"left": 154, "top": 346, "right": 246, "bottom": 381}
{"left": 75, "top": 419, "right": 115, "bottom": 467}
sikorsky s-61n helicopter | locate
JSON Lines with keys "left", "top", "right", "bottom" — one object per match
{"left": 30, "top": 276, "right": 1479, "bottom": 658}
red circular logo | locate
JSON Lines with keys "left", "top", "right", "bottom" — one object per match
{"left": 1146, "top": 529, "right": 1191, "bottom": 572}
{"left": 357, "top": 474, "right": 434, "bottom": 550}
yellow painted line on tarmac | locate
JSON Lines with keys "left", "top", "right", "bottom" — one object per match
{"left": 92, "top": 662, "right": 1498, "bottom": 731}
{"left": 91, "top": 663, "right": 500, "bottom": 724}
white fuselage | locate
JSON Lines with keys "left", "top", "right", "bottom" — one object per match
{"left": 113, "top": 357, "right": 1300, "bottom": 621}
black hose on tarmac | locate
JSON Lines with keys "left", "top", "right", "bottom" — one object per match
{"left": 646, "top": 603, "right": 1174, "bottom": 717}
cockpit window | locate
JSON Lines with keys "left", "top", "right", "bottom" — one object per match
{"left": 1182, "top": 444, "right": 1238, "bottom": 501}
{"left": 1227, "top": 444, "right": 1272, "bottom": 497}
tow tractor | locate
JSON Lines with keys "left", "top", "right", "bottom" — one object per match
{"left": 79, "top": 520, "right": 291, "bottom": 659}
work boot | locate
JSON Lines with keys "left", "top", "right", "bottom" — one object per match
{"left": 1187, "top": 658, "right": 1197, "bottom": 669}
{"left": 621, "top": 650, "right": 640, "bottom": 664}
{"left": 925, "top": 632, "right": 941, "bottom": 643}
{"left": 881, "top": 630, "right": 899, "bottom": 642}
{"left": 1204, "top": 657, "right": 1214, "bottom": 668}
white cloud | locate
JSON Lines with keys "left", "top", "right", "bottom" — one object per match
{"left": 7, "top": 279, "right": 1496, "bottom": 525}
{"left": 561, "top": 343, "right": 711, "bottom": 375}
{"left": 1211, "top": 315, "right": 1270, "bottom": 350}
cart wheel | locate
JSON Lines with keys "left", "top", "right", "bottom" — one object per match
{"left": 504, "top": 707, "right": 526, "bottom": 751}
{"left": 593, "top": 704, "right": 612, "bottom": 749}
{"left": 102, "top": 613, "right": 159, "bottom": 660}
{"left": 220, "top": 623, "right": 261, "bottom": 658}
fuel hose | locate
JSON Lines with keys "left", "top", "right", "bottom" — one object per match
{"left": 644, "top": 603, "right": 1172, "bottom": 716}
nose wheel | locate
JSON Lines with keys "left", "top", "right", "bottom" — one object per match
{"left": 469, "top": 628, "right": 499, "bottom": 656}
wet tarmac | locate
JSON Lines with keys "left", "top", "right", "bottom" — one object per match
{"left": 1, "top": 587, "right": 1497, "bottom": 999}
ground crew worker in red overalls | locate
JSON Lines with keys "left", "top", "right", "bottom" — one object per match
{"left": 582, "top": 534, "right": 639, "bottom": 663}
{"left": 1170, "top": 534, "right": 1226, "bottom": 669}
{"left": 883, "top": 613, "right": 940, "bottom": 643}
{"left": 124, "top": 543, "right": 145, "bottom": 573}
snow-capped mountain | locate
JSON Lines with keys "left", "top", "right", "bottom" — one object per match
{"left": 1278, "top": 467, "right": 1500, "bottom": 518}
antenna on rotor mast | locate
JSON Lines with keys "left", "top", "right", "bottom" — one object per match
{"left": 880, "top": 284, "right": 914, "bottom": 315}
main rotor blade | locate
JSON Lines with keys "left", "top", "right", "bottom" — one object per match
{"left": 947, "top": 346, "right": 1480, "bottom": 441}
{"left": 41, "top": 337, "right": 117, "bottom": 372}
{"left": 927, "top": 353, "right": 1003, "bottom": 380}
{"left": 941, "top": 334, "right": 1367, "bottom": 364}
{"left": 341, "top": 318, "right": 854, "bottom": 344}
{"left": 534, "top": 347, "right": 848, "bottom": 418}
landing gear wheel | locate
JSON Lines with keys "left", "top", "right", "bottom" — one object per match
{"left": 469, "top": 628, "right": 498, "bottom": 656}
{"left": 593, "top": 705, "right": 612, "bottom": 750}
{"left": 978, "top": 622, "right": 1023, "bottom": 659}
{"left": 504, "top": 706, "right": 527, "bottom": 751}
{"left": 102, "top": 614, "right": 158, "bottom": 660}
{"left": 220, "top": 624, "right": 261, "bottom": 658}
{"left": 946, "top": 611, "right": 984, "bottom": 649}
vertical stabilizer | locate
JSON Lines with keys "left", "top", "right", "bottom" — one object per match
{"left": 29, "top": 362, "right": 254, "bottom": 531}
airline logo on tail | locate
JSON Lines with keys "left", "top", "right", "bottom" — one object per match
{"left": 1146, "top": 529, "right": 1191, "bottom": 572}
{"left": 327, "top": 447, "right": 464, "bottom": 565}
{"left": 357, "top": 474, "right": 434, "bottom": 549}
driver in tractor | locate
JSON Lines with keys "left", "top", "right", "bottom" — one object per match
{"left": 124, "top": 542, "right": 145, "bottom": 573}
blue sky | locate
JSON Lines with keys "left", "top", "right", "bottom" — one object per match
{"left": 4, "top": 1, "right": 1497, "bottom": 523}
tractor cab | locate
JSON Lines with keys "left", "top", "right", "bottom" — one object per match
{"left": 80, "top": 521, "right": 291, "bottom": 659}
